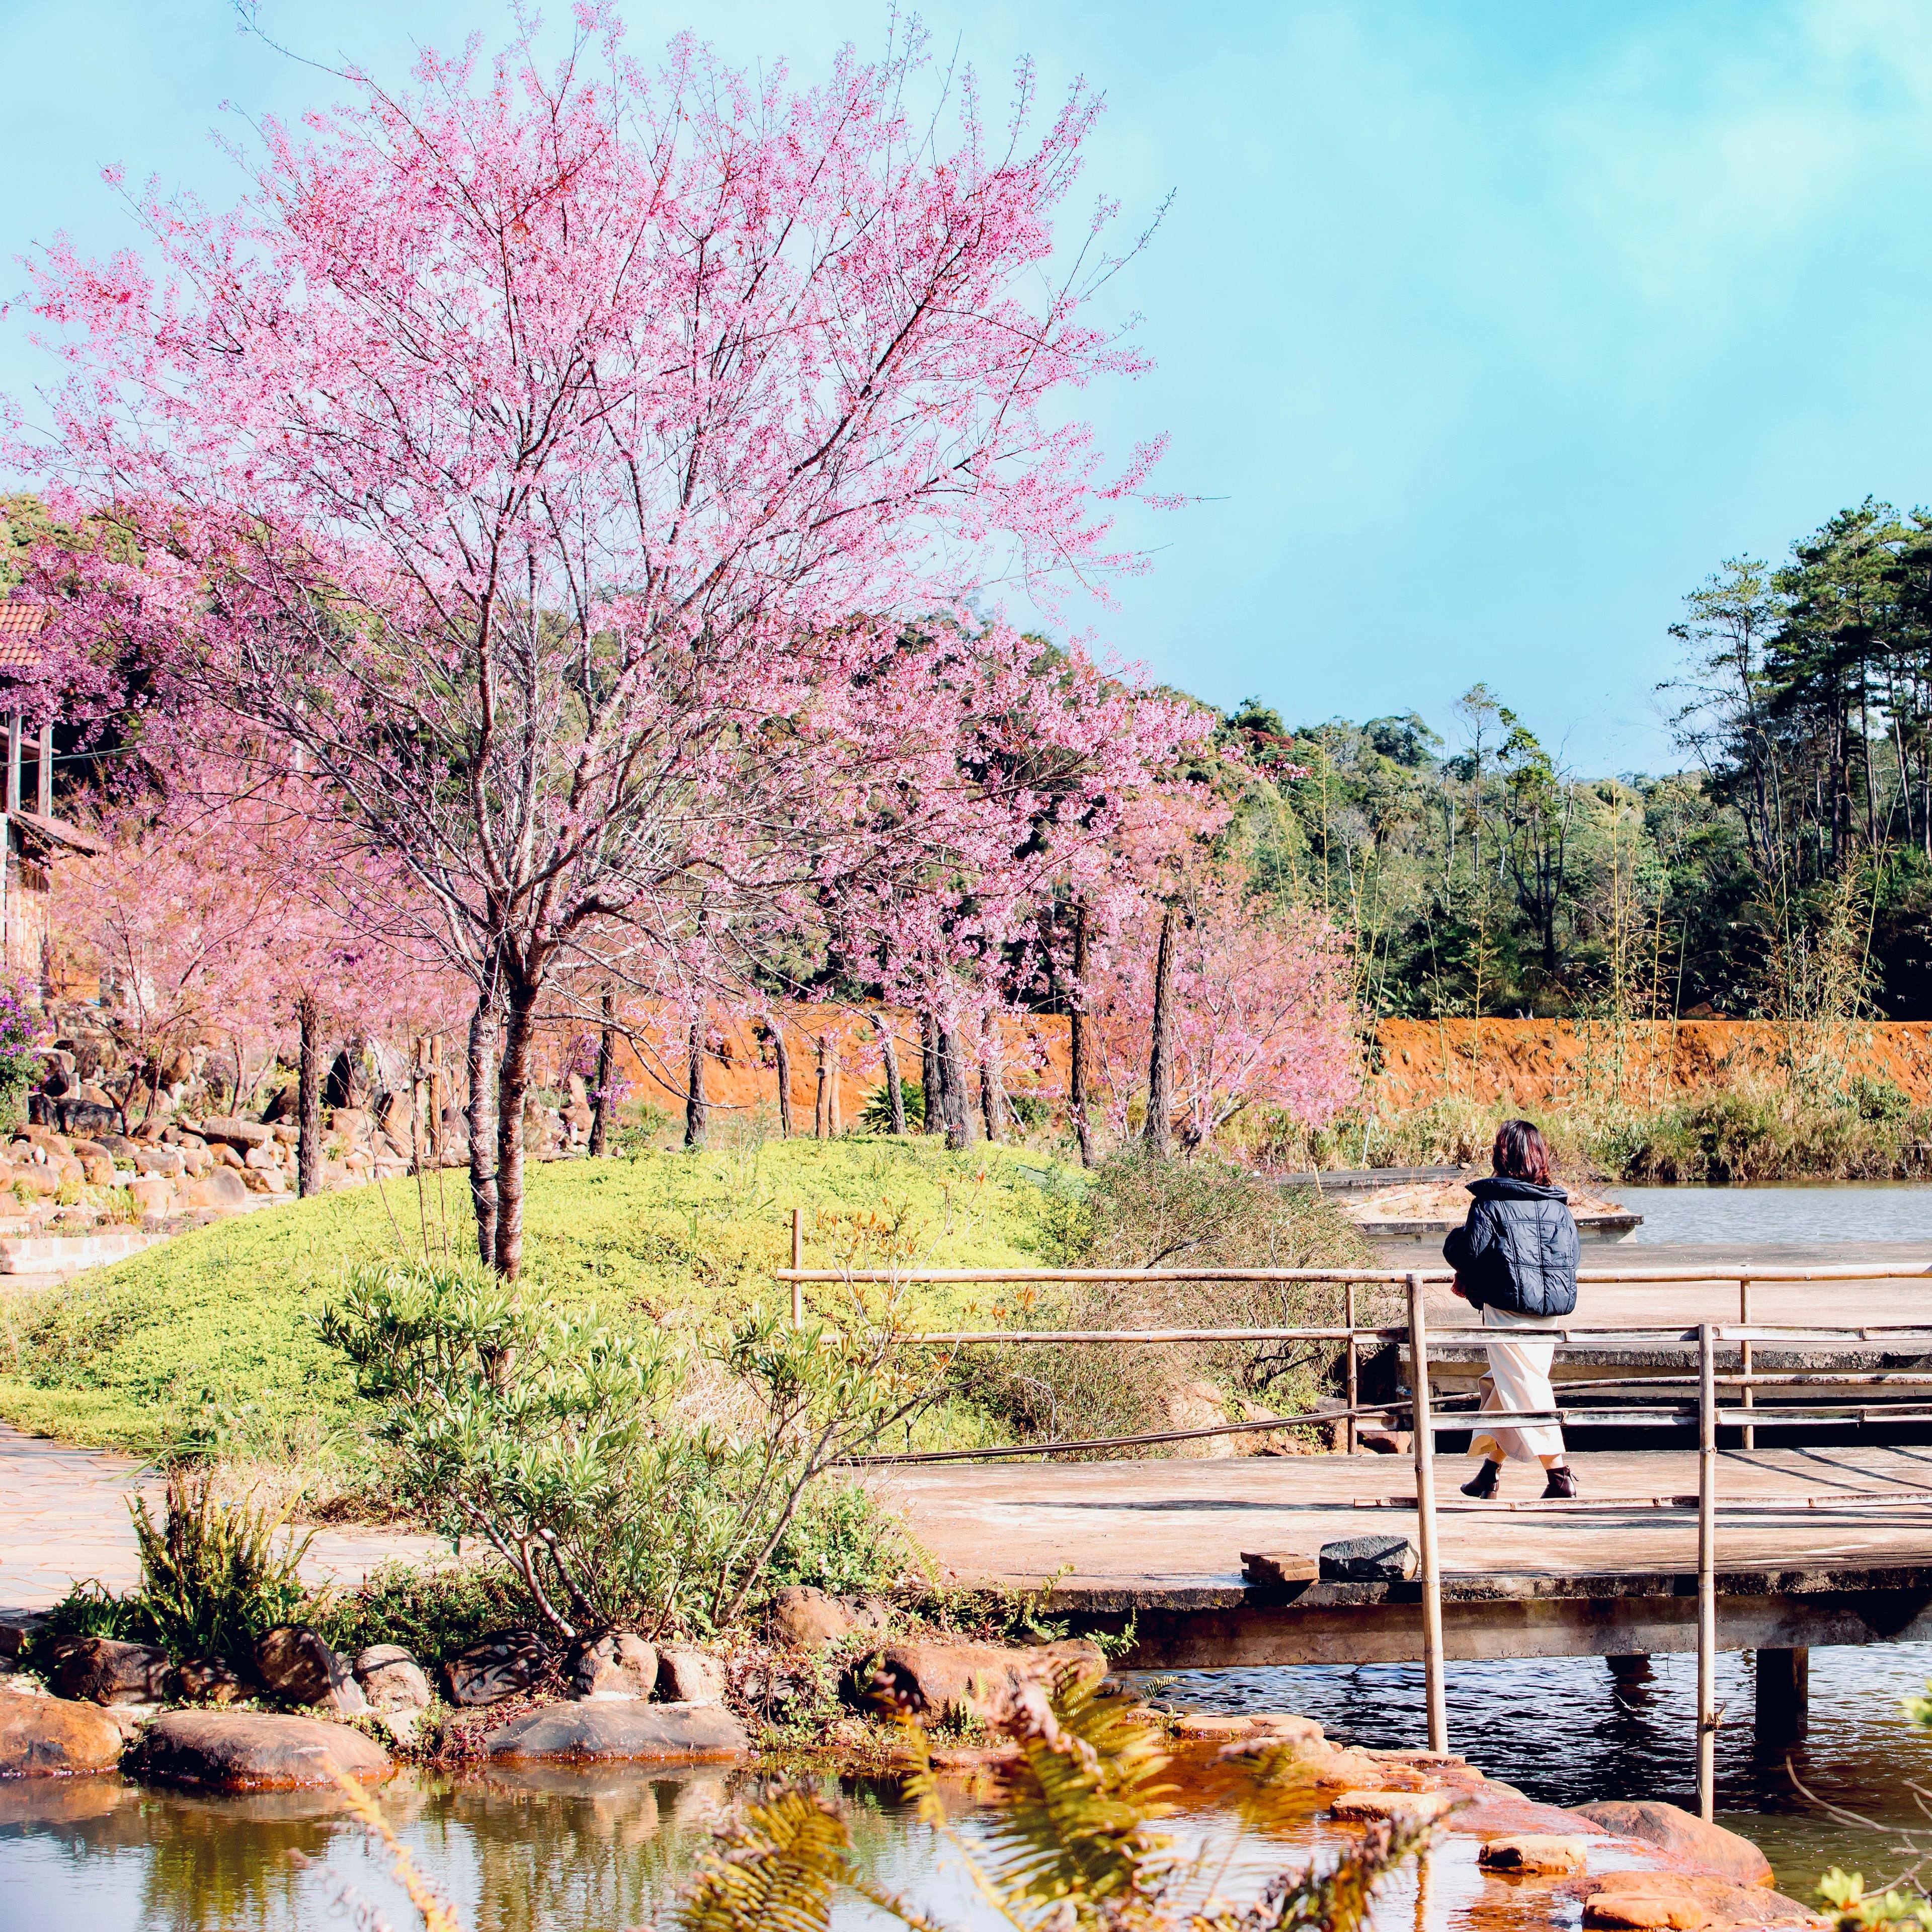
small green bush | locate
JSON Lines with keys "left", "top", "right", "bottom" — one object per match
{"left": 130, "top": 1466, "right": 315, "bottom": 1663}
{"left": 763, "top": 1482, "right": 913, "bottom": 1600}
{"left": 319, "top": 1561, "right": 538, "bottom": 1665}
{"left": 862, "top": 1078, "right": 926, "bottom": 1131}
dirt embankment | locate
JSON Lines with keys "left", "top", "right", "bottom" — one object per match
{"left": 1374, "top": 1018, "right": 1932, "bottom": 1111}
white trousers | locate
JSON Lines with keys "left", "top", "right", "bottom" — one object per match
{"left": 1472, "top": 1304, "right": 1565, "bottom": 1462}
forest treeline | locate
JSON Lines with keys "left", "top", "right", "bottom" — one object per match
{"left": 1218, "top": 497, "right": 1932, "bottom": 1025}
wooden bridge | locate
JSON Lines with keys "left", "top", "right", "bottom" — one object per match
{"left": 780, "top": 1247, "right": 1932, "bottom": 1821}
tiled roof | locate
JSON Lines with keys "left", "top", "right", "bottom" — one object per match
{"left": 0, "top": 604, "right": 46, "bottom": 672}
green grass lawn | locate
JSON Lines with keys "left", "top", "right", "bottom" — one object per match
{"left": 0, "top": 1135, "right": 1082, "bottom": 1454}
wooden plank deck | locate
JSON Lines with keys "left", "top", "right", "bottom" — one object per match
{"left": 882, "top": 1444, "right": 1932, "bottom": 1668}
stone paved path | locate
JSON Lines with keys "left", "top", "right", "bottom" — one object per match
{"left": 0, "top": 1422, "right": 446, "bottom": 1619}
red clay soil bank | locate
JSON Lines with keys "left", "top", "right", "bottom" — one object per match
{"left": 1375, "top": 1018, "right": 1932, "bottom": 1111}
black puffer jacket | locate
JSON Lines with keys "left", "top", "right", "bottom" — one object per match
{"left": 1441, "top": 1176, "right": 1580, "bottom": 1318}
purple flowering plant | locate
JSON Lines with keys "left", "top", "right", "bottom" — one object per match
{"left": 0, "top": 978, "right": 49, "bottom": 1093}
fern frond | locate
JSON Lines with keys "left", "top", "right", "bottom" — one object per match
{"left": 675, "top": 1788, "right": 853, "bottom": 1932}
{"left": 971, "top": 1666, "right": 1179, "bottom": 1926}
{"left": 1225, "top": 1815, "right": 1435, "bottom": 1932}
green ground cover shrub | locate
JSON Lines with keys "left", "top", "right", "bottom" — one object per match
{"left": 949, "top": 1152, "right": 1376, "bottom": 1453}
{"left": 0, "top": 1137, "right": 1080, "bottom": 1455}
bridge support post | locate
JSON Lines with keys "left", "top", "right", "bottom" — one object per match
{"left": 1344, "top": 1281, "right": 1358, "bottom": 1455}
{"left": 1698, "top": 1321, "right": 1718, "bottom": 1823}
{"left": 1755, "top": 1647, "right": 1808, "bottom": 1747}
{"left": 1407, "top": 1273, "right": 1447, "bottom": 1755}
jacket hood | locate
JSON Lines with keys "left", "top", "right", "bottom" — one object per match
{"left": 1466, "top": 1175, "right": 1570, "bottom": 1204}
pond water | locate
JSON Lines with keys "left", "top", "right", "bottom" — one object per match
{"left": 1617, "top": 1181, "right": 1932, "bottom": 1246}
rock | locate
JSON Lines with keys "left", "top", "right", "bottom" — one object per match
{"left": 353, "top": 1644, "right": 431, "bottom": 1713}
{"left": 1582, "top": 1873, "right": 1821, "bottom": 1931}
{"left": 169, "top": 1658, "right": 247, "bottom": 1706}
{"left": 244, "top": 1144, "right": 281, "bottom": 1170}
{"left": 443, "top": 1629, "right": 547, "bottom": 1707}
{"left": 198, "top": 1115, "right": 272, "bottom": 1151}
{"left": 1241, "top": 1551, "right": 1319, "bottom": 1586}
{"left": 1481, "top": 1834, "right": 1590, "bottom": 1874}
{"left": 0, "top": 1616, "right": 41, "bottom": 1665}
{"left": 47, "top": 1638, "right": 172, "bottom": 1707}
{"left": 75, "top": 1153, "right": 115, "bottom": 1186}
{"left": 183, "top": 1168, "right": 252, "bottom": 1211}
{"left": 569, "top": 1632, "right": 659, "bottom": 1701}
{"left": 0, "top": 1687, "right": 125, "bottom": 1775}
{"left": 253, "top": 1628, "right": 367, "bottom": 1716}
{"left": 132, "top": 1711, "right": 393, "bottom": 1791}
{"left": 127, "top": 1177, "right": 175, "bottom": 1220}
{"left": 769, "top": 1587, "right": 866, "bottom": 1649}
{"left": 1330, "top": 1790, "right": 1454, "bottom": 1822}
{"left": 656, "top": 1646, "right": 728, "bottom": 1707}
{"left": 1574, "top": 1801, "right": 1775, "bottom": 1889}
{"left": 850, "top": 1640, "right": 1105, "bottom": 1724}
{"left": 485, "top": 1701, "right": 748, "bottom": 1763}
{"left": 132, "top": 1146, "right": 185, "bottom": 1178}
{"left": 1319, "top": 1535, "right": 1418, "bottom": 1582}
{"left": 1171, "top": 1711, "right": 1325, "bottom": 1745}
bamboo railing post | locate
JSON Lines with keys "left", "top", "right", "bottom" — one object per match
{"left": 1739, "top": 1276, "right": 1754, "bottom": 1450}
{"left": 1345, "top": 1281, "right": 1359, "bottom": 1455}
{"left": 1698, "top": 1319, "right": 1718, "bottom": 1823}
{"left": 790, "top": 1208, "right": 804, "bottom": 1328}
{"left": 1407, "top": 1272, "right": 1448, "bottom": 1754}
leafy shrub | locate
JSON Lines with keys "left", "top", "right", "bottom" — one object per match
{"left": 763, "top": 1481, "right": 912, "bottom": 1600}
{"left": 862, "top": 1078, "right": 926, "bottom": 1131}
{"left": 320, "top": 1561, "right": 539, "bottom": 1665}
{"left": 131, "top": 1466, "right": 316, "bottom": 1662}
{"left": 29, "top": 1578, "right": 157, "bottom": 1655}
{"left": 318, "top": 1256, "right": 942, "bottom": 1640}
{"left": 950, "top": 1151, "right": 1377, "bottom": 1453}
{"left": 1850, "top": 1075, "right": 1913, "bottom": 1123}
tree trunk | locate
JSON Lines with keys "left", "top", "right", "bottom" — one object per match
{"left": 685, "top": 1018, "right": 708, "bottom": 1151}
{"left": 938, "top": 1026, "right": 974, "bottom": 1150}
{"left": 296, "top": 994, "right": 323, "bottom": 1198}
{"left": 979, "top": 1018, "right": 1004, "bottom": 1142}
{"left": 814, "top": 1038, "right": 829, "bottom": 1137}
{"left": 467, "top": 995, "right": 499, "bottom": 1269}
{"left": 1069, "top": 904, "right": 1094, "bottom": 1168}
{"left": 877, "top": 1017, "right": 906, "bottom": 1135}
{"left": 826, "top": 1037, "right": 843, "bottom": 1137}
{"left": 920, "top": 1011, "right": 941, "bottom": 1135}
{"left": 771, "top": 1021, "right": 794, "bottom": 1138}
{"left": 589, "top": 993, "right": 615, "bottom": 1157}
{"left": 493, "top": 985, "right": 538, "bottom": 1279}
{"left": 1145, "top": 908, "right": 1176, "bottom": 1157}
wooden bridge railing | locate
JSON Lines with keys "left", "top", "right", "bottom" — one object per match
{"left": 775, "top": 1253, "right": 1932, "bottom": 1821}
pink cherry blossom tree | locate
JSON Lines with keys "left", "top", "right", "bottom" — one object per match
{"left": 1089, "top": 870, "right": 1361, "bottom": 1154}
{"left": 13, "top": 13, "right": 1180, "bottom": 1275}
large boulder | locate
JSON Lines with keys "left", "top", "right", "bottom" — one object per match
{"left": 568, "top": 1633, "right": 658, "bottom": 1701}
{"left": 197, "top": 1115, "right": 273, "bottom": 1151}
{"left": 1582, "top": 1872, "right": 1818, "bottom": 1930}
{"left": 0, "top": 1687, "right": 125, "bottom": 1776}
{"left": 132, "top": 1711, "right": 393, "bottom": 1791}
{"left": 253, "top": 1628, "right": 367, "bottom": 1716}
{"left": 1574, "top": 1801, "right": 1775, "bottom": 1889}
{"left": 849, "top": 1640, "right": 1105, "bottom": 1724}
{"left": 444, "top": 1630, "right": 547, "bottom": 1707}
{"left": 486, "top": 1702, "right": 748, "bottom": 1763}
{"left": 183, "top": 1168, "right": 252, "bottom": 1212}
{"left": 353, "top": 1645, "right": 431, "bottom": 1713}
{"left": 47, "top": 1638, "right": 172, "bottom": 1707}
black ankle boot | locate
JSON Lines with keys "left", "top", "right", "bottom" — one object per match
{"left": 1542, "top": 1464, "right": 1578, "bottom": 1500}
{"left": 1461, "top": 1459, "right": 1502, "bottom": 1499}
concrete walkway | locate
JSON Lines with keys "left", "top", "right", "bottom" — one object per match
{"left": 0, "top": 1423, "right": 447, "bottom": 1620}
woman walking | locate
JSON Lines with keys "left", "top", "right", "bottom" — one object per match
{"left": 1443, "top": 1118, "right": 1580, "bottom": 1500}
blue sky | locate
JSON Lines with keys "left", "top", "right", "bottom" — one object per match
{"left": 4, "top": 0, "right": 1930, "bottom": 772}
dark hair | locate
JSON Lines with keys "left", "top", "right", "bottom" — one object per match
{"left": 1492, "top": 1118, "right": 1552, "bottom": 1184}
